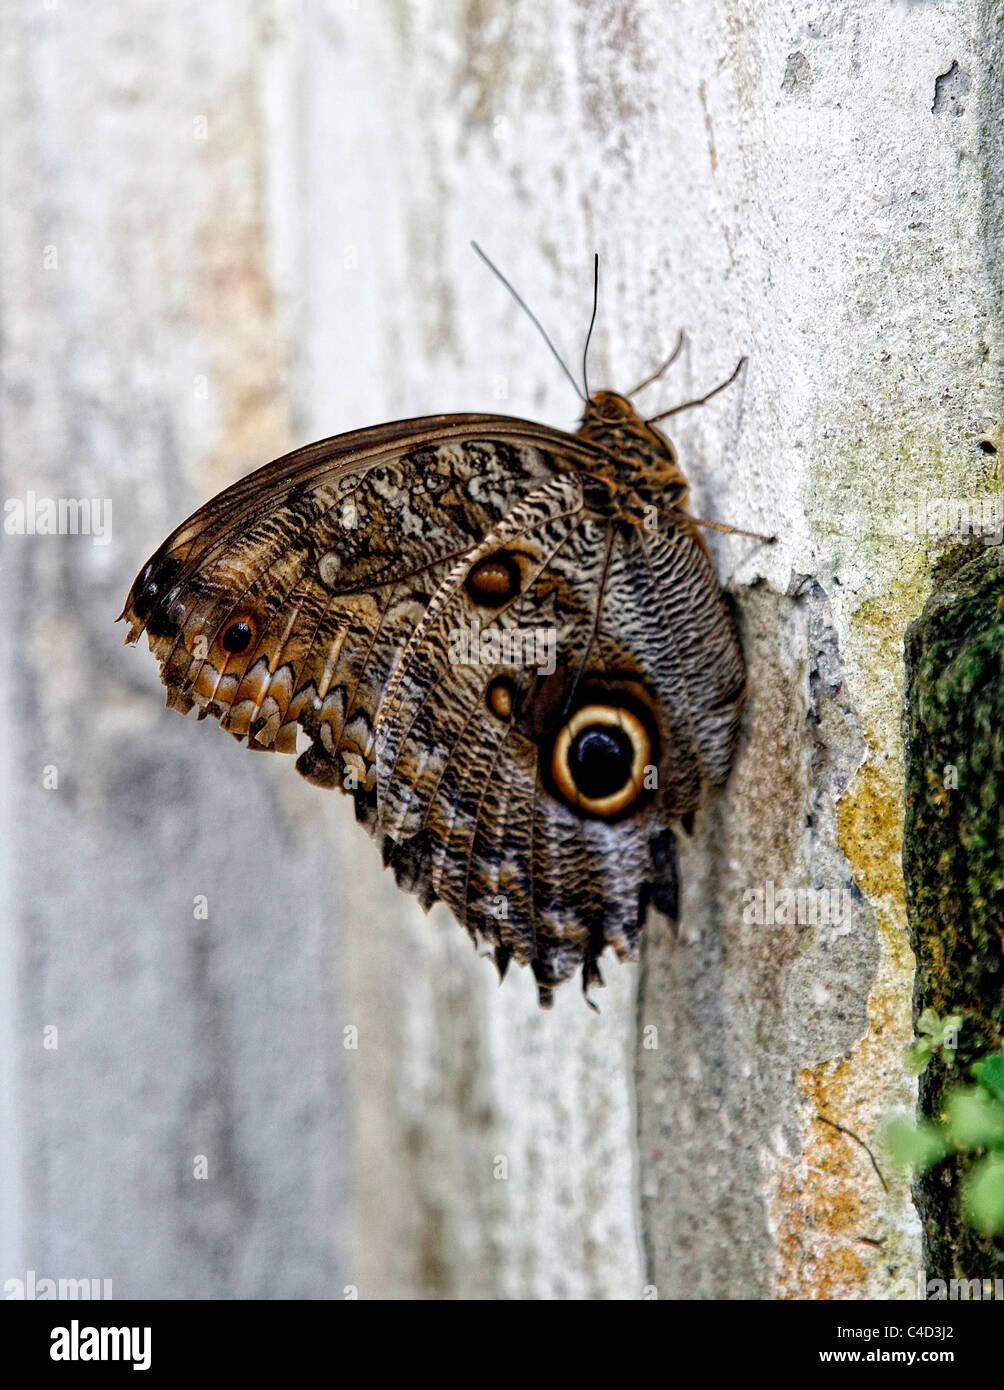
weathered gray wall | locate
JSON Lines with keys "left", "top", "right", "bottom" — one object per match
{"left": 1, "top": 0, "right": 1000, "bottom": 1300}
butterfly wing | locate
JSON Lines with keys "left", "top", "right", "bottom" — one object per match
{"left": 122, "top": 414, "right": 743, "bottom": 1004}
{"left": 372, "top": 474, "right": 745, "bottom": 1003}
{"left": 122, "top": 414, "right": 584, "bottom": 782}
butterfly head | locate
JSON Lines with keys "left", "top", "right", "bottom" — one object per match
{"left": 577, "top": 391, "right": 688, "bottom": 500}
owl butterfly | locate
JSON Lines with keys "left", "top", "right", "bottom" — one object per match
{"left": 121, "top": 248, "right": 772, "bottom": 1007}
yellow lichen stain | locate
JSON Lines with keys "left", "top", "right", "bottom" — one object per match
{"left": 765, "top": 1123, "right": 869, "bottom": 1300}
{"left": 839, "top": 761, "right": 903, "bottom": 901}
{"left": 838, "top": 586, "right": 928, "bottom": 987}
{"left": 769, "top": 576, "right": 930, "bottom": 1298}
{"left": 767, "top": 962, "right": 917, "bottom": 1299}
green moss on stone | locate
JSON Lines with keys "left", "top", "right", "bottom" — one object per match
{"left": 903, "top": 539, "right": 1004, "bottom": 1278}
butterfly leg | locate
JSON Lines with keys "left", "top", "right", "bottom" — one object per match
{"left": 647, "top": 356, "right": 747, "bottom": 424}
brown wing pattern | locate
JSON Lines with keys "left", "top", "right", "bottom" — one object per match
{"left": 121, "top": 409, "right": 746, "bottom": 1006}
{"left": 122, "top": 417, "right": 570, "bottom": 763}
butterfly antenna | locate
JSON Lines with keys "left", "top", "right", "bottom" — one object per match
{"left": 582, "top": 253, "right": 599, "bottom": 402}
{"left": 471, "top": 241, "right": 585, "bottom": 404}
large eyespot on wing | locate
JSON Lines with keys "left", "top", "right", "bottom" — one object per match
{"left": 546, "top": 699, "right": 655, "bottom": 818}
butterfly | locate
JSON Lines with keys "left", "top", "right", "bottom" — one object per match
{"left": 120, "top": 248, "right": 772, "bottom": 1007}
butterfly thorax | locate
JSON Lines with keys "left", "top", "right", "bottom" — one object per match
{"left": 576, "top": 390, "right": 691, "bottom": 522}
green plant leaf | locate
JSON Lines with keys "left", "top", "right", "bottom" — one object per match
{"left": 946, "top": 1088, "right": 1004, "bottom": 1150}
{"left": 916, "top": 1007, "right": 942, "bottom": 1037}
{"left": 906, "top": 1011, "right": 963, "bottom": 1074}
{"left": 962, "top": 1153, "right": 1004, "bottom": 1235}
{"left": 905, "top": 1039, "right": 934, "bottom": 1076}
{"left": 971, "top": 1050, "right": 1004, "bottom": 1102}
{"left": 885, "top": 1116, "right": 949, "bottom": 1169}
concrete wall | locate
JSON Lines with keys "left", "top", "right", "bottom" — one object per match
{"left": 2, "top": 0, "right": 1000, "bottom": 1299}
